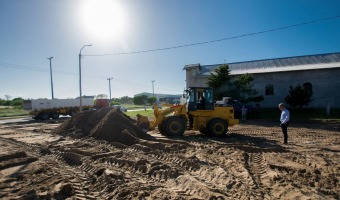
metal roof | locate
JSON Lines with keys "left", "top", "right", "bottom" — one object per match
{"left": 184, "top": 52, "right": 340, "bottom": 76}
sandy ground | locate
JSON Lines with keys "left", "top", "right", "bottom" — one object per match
{"left": 0, "top": 115, "right": 339, "bottom": 199}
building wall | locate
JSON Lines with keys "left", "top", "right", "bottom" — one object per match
{"left": 185, "top": 67, "right": 340, "bottom": 108}
{"left": 252, "top": 68, "right": 340, "bottom": 108}
{"left": 185, "top": 67, "right": 207, "bottom": 88}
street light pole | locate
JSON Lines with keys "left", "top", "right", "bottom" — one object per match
{"left": 47, "top": 57, "right": 54, "bottom": 99}
{"left": 107, "top": 77, "right": 113, "bottom": 105}
{"left": 151, "top": 80, "right": 155, "bottom": 104}
{"left": 79, "top": 44, "right": 92, "bottom": 112}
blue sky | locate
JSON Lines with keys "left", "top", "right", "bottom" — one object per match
{"left": 1, "top": 0, "right": 340, "bottom": 100}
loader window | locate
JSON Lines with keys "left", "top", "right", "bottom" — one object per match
{"left": 204, "top": 89, "right": 213, "bottom": 104}
{"left": 204, "top": 88, "right": 214, "bottom": 110}
{"left": 197, "top": 92, "right": 205, "bottom": 110}
{"left": 187, "top": 89, "right": 196, "bottom": 111}
{"left": 187, "top": 90, "right": 195, "bottom": 103}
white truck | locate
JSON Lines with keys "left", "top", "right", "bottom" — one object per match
{"left": 23, "top": 98, "right": 95, "bottom": 120}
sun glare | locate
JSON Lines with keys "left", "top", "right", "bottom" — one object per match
{"left": 81, "top": 0, "right": 127, "bottom": 40}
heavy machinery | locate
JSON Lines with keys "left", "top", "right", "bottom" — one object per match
{"left": 143, "top": 87, "right": 239, "bottom": 137}
{"left": 23, "top": 94, "right": 110, "bottom": 120}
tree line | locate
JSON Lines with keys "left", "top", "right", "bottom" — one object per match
{"left": 0, "top": 95, "right": 156, "bottom": 107}
{"left": 111, "top": 96, "right": 156, "bottom": 105}
{"left": 0, "top": 97, "right": 23, "bottom": 106}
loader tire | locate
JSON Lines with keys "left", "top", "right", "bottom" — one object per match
{"left": 50, "top": 112, "right": 60, "bottom": 119}
{"left": 38, "top": 113, "right": 49, "bottom": 120}
{"left": 158, "top": 123, "right": 165, "bottom": 135}
{"left": 199, "top": 126, "right": 208, "bottom": 135}
{"left": 208, "top": 118, "right": 228, "bottom": 137}
{"left": 163, "top": 116, "right": 185, "bottom": 137}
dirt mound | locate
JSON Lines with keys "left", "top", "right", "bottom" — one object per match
{"left": 90, "top": 110, "right": 146, "bottom": 145}
{"left": 53, "top": 108, "right": 146, "bottom": 145}
{"left": 53, "top": 107, "right": 112, "bottom": 136}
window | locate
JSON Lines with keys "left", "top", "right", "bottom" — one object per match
{"left": 303, "top": 82, "right": 313, "bottom": 95}
{"left": 265, "top": 84, "right": 274, "bottom": 95}
{"left": 204, "top": 88, "right": 213, "bottom": 104}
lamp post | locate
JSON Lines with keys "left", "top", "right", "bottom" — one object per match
{"left": 151, "top": 80, "right": 155, "bottom": 104}
{"left": 79, "top": 44, "right": 92, "bottom": 112}
{"left": 47, "top": 57, "right": 54, "bottom": 99}
{"left": 107, "top": 77, "right": 113, "bottom": 105}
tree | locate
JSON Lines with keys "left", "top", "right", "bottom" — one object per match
{"left": 206, "top": 65, "right": 263, "bottom": 103}
{"left": 0, "top": 98, "right": 6, "bottom": 106}
{"left": 11, "top": 97, "right": 23, "bottom": 106}
{"left": 112, "top": 96, "right": 133, "bottom": 104}
{"left": 232, "top": 73, "right": 263, "bottom": 103}
{"left": 285, "top": 84, "right": 313, "bottom": 108}
{"left": 147, "top": 97, "right": 156, "bottom": 105}
{"left": 133, "top": 95, "right": 148, "bottom": 105}
{"left": 206, "top": 64, "right": 232, "bottom": 100}
{"left": 119, "top": 96, "right": 133, "bottom": 104}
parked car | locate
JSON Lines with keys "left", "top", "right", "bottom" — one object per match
{"left": 112, "top": 105, "right": 127, "bottom": 112}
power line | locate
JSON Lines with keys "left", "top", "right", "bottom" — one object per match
{"left": 0, "top": 61, "right": 182, "bottom": 93}
{"left": 0, "top": 61, "right": 104, "bottom": 78}
{"left": 84, "top": 15, "right": 340, "bottom": 57}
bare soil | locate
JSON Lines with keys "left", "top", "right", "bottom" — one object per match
{"left": 0, "top": 108, "right": 339, "bottom": 199}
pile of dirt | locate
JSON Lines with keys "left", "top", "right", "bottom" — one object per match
{"left": 53, "top": 107, "right": 112, "bottom": 136}
{"left": 53, "top": 108, "right": 147, "bottom": 145}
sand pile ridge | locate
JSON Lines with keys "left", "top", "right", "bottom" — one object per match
{"left": 53, "top": 107, "right": 147, "bottom": 145}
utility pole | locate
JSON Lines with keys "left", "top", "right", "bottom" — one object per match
{"left": 151, "top": 80, "right": 155, "bottom": 104}
{"left": 47, "top": 57, "right": 54, "bottom": 99}
{"left": 79, "top": 44, "right": 92, "bottom": 112}
{"left": 107, "top": 77, "right": 113, "bottom": 105}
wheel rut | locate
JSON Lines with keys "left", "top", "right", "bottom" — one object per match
{"left": 0, "top": 137, "right": 106, "bottom": 199}
{"left": 1, "top": 115, "right": 339, "bottom": 199}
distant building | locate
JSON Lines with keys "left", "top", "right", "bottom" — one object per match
{"left": 184, "top": 52, "right": 340, "bottom": 108}
{"left": 134, "top": 92, "right": 182, "bottom": 104}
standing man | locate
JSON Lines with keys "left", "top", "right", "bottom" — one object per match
{"left": 278, "top": 103, "right": 290, "bottom": 144}
{"left": 241, "top": 105, "right": 248, "bottom": 123}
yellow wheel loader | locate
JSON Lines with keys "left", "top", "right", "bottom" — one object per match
{"left": 138, "top": 87, "right": 239, "bottom": 137}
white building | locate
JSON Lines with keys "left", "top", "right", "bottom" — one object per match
{"left": 184, "top": 52, "right": 340, "bottom": 108}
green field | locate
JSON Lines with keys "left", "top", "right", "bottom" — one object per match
{"left": 121, "top": 104, "right": 151, "bottom": 110}
{"left": 125, "top": 109, "right": 155, "bottom": 118}
{"left": 0, "top": 107, "right": 29, "bottom": 118}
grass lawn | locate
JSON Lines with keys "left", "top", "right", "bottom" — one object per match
{"left": 125, "top": 109, "right": 155, "bottom": 118}
{"left": 0, "top": 108, "right": 29, "bottom": 118}
{"left": 121, "top": 104, "right": 150, "bottom": 110}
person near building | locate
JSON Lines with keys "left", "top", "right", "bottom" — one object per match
{"left": 278, "top": 103, "right": 290, "bottom": 144}
{"left": 241, "top": 105, "right": 248, "bottom": 122}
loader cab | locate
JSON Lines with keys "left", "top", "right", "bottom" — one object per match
{"left": 186, "top": 87, "right": 214, "bottom": 111}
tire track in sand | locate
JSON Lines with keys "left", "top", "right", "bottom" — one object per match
{"left": 0, "top": 137, "right": 106, "bottom": 199}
